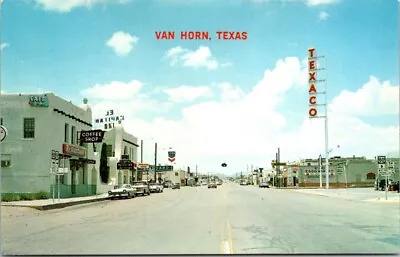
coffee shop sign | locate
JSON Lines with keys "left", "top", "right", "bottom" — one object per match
{"left": 94, "top": 110, "right": 124, "bottom": 130}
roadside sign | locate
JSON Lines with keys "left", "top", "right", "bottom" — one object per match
{"left": 388, "top": 161, "right": 395, "bottom": 169}
{"left": 0, "top": 125, "right": 7, "bottom": 142}
{"left": 337, "top": 167, "right": 344, "bottom": 173}
{"left": 380, "top": 169, "right": 395, "bottom": 175}
{"left": 377, "top": 156, "right": 386, "bottom": 164}
{"left": 378, "top": 164, "right": 386, "bottom": 169}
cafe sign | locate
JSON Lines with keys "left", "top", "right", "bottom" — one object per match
{"left": 29, "top": 95, "right": 49, "bottom": 107}
{"left": 80, "top": 130, "right": 105, "bottom": 143}
{"left": 62, "top": 144, "right": 87, "bottom": 157}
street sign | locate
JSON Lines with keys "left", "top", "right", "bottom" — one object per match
{"left": 388, "top": 161, "right": 395, "bottom": 169}
{"left": 0, "top": 125, "right": 8, "bottom": 142}
{"left": 378, "top": 164, "right": 386, "bottom": 169}
{"left": 377, "top": 156, "right": 386, "bottom": 164}
{"left": 336, "top": 167, "right": 344, "bottom": 173}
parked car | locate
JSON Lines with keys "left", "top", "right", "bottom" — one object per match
{"left": 163, "top": 181, "right": 172, "bottom": 188}
{"left": 172, "top": 182, "right": 181, "bottom": 189}
{"left": 217, "top": 180, "right": 222, "bottom": 186}
{"left": 259, "top": 182, "right": 269, "bottom": 188}
{"left": 240, "top": 181, "right": 247, "bottom": 186}
{"left": 149, "top": 182, "right": 164, "bottom": 193}
{"left": 108, "top": 184, "right": 136, "bottom": 199}
{"left": 132, "top": 181, "right": 151, "bottom": 196}
{"left": 201, "top": 181, "right": 207, "bottom": 186}
{"left": 208, "top": 181, "right": 217, "bottom": 189}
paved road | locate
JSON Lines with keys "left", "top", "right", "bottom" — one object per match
{"left": 2, "top": 183, "right": 399, "bottom": 255}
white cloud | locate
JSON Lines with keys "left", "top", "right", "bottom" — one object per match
{"left": 34, "top": 0, "right": 131, "bottom": 12}
{"left": 163, "top": 86, "right": 214, "bottom": 102}
{"left": 81, "top": 80, "right": 143, "bottom": 100}
{"left": 318, "top": 11, "right": 329, "bottom": 20}
{"left": 82, "top": 57, "right": 398, "bottom": 175}
{"left": 250, "top": 0, "right": 336, "bottom": 5}
{"left": 1, "top": 42, "right": 9, "bottom": 51}
{"left": 164, "top": 46, "right": 229, "bottom": 70}
{"left": 330, "top": 76, "right": 399, "bottom": 116}
{"left": 307, "top": 0, "right": 335, "bottom": 6}
{"left": 106, "top": 31, "right": 139, "bottom": 56}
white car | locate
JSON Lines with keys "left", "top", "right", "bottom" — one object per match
{"left": 149, "top": 183, "right": 164, "bottom": 193}
{"left": 108, "top": 184, "right": 137, "bottom": 199}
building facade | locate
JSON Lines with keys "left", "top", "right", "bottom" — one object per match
{"left": 296, "top": 156, "right": 399, "bottom": 188}
{"left": 94, "top": 124, "right": 139, "bottom": 186}
{"left": 1, "top": 93, "right": 100, "bottom": 198}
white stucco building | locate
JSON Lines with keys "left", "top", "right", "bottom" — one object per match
{"left": 0, "top": 93, "right": 104, "bottom": 198}
{"left": 94, "top": 124, "right": 139, "bottom": 186}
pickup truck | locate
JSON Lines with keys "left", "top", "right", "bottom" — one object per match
{"left": 149, "top": 183, "right": 164, "bottom": 193}
{"left": 132, "top": 181, "right": 151, "bottom": 196}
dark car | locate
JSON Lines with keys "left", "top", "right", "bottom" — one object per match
{"left": 172, "top": 183, "right": 181, "bottom": 189}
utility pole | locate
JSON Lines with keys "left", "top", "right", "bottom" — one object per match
{"left": 140, "top": 140, "right": 143, "bottom": 163}
{"left": 319, "top": 154, "right": 322, "bottom": 188}
{"left": 154, "top": 142, "right": 157, "bottom": 182}
{"left": 278, "top": 148, "right": 281, "bottom": 187}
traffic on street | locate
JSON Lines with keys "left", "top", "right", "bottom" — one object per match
{"left": 2, "top": 181, "right": 399, "bottom": 255}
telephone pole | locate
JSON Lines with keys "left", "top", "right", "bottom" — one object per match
{"left": 154, "top": 142, "right": 157, "bottom": 181}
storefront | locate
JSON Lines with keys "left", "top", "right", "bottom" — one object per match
{"left": 50, "top": 143, "right": 97, "bottom": 197}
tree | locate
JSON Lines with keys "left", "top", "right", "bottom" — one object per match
{"left": 100, "top": 143, "right": 109, "bottom": 184}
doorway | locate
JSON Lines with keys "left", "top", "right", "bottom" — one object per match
{"left": 71, "top": 169, "right": 76, "bottom": 195}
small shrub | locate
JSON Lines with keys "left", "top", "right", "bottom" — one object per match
{"left": 1, "top": 194, "right": 20, "bottom": 202}
{"left": 34, "top": 191, "right": 49, "bottom": 199}
{"left": 1, "top": 191, "right": 50, "bottom": 202}
{"left": 19, "top": 193, "right": 34, "bottom": 201}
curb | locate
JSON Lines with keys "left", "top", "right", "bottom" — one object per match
{"left": 2, "top": 197, "right": 110, "bottom": 211}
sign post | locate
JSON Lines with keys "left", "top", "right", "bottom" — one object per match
{"left": 50, "top": 150, "right": 59, "bottom": 203}
{"left": 307, "top": 48, "right": 329, "bottom": 189}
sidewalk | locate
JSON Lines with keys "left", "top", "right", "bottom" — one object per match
{"left": 291, "top": 188, "right": 400, "bottom": 203}
{"left": 1, "top": 193, "right": 110, "bottom": 210}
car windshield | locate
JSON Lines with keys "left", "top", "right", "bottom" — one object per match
{"left": 133, "top": 182, "right": 145, "bottom": 186}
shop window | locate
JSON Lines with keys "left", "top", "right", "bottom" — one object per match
{"left": 64, "top": 124, "right": 69, "bottom": 143}
{"left": 366, "top": 172, "right": 376, "bottom": 180}
{"left": 71, "top": 126, "right": 76, "bottom": 145}
{"left": 106, "top": 145, "right": 114, "bottom": 157}
{"left": 23, "top": 118, "right": 35, "bottom": 138}
{"left": 1, "top": 160, "right": 11, "bottom": 167}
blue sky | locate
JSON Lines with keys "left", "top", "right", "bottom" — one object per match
{"left": 1, "top": 0, "right": 399, "bottom": 172}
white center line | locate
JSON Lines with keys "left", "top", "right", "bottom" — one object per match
{"left": 223, "top": 240, "right": 231, "bottom": 254}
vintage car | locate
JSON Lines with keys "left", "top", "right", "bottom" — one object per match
{"left": 149, "top": 182, "right": 164, "bottom": 193}
{"left": 132, "top": 181, "right": 151, "bottom": 196}
{"left": 171, "top": 182, "right": 181, "bottom": 189}
{"left": 259, "top": 182, "right": 270, "bottom": 188}
{"left": 108, "top": 184, "right": 136, "bottom": 199}
{"left": 208, "top": 181, "right": 217, "bottom": 189}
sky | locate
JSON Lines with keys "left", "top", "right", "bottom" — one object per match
{"left": 1, "top": 0, "right": 399, "bottom": 176}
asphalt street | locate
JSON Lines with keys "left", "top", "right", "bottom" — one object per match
{"left": 2, "top": 183, "right": 399, "bottom": 255}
